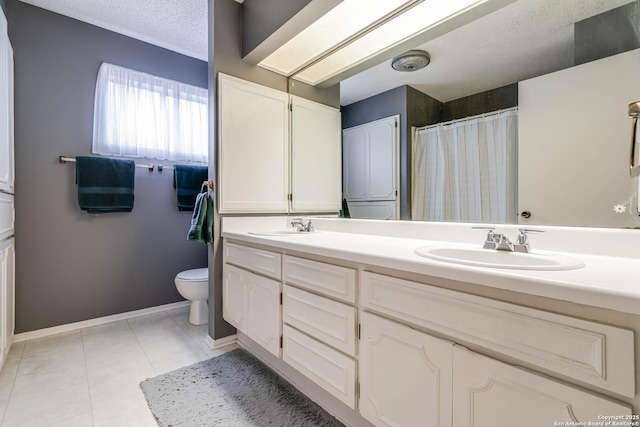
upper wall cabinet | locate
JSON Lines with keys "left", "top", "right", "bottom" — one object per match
{"left": 218, "top": 74, "right": 290, "bottom": 213}
{"left": 290, "top": 95, "right": 341, "bottom": 213}
{"left": 0, "top": 12, "right": 14, "bottom": 195}
{"left": 218, "top": 74, "right": 341, "bottom": 214}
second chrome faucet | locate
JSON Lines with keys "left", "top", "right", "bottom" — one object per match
{"left": 473, "top": 227, "right": 544, "bottom": 253}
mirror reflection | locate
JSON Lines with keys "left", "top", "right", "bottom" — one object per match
{"left": 339, "top": 0, "right": 640, "bottom": 228}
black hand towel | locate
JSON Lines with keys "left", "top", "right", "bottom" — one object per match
{"left": 76, "top": 156, "right": 135, "bottom": 213}
{"left": 173, "top": 165, "right": 208, "bottom": 211}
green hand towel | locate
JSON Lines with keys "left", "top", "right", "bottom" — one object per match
{"left": 188, "top": 193, "right": 208, "bottom": 243}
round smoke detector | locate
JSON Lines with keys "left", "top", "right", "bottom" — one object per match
{"left": 391, "top": 50, "right": 430, "bottom": 72}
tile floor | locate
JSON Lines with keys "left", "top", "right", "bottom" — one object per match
{"left": 0, "top": 306, "right": 238, "bottom": 427}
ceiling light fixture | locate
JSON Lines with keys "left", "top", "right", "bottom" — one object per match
{"left": 258, "top": 0, "right": 420, "bottom": 77}
{"left": 293, "top": 0, "right": 489, "bottom": 87}
{"left": 391, "top": 50, "right": 430, "bottom": 72}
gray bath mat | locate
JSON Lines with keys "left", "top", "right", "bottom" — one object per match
{"left": 140, "top": 348, "right": 345, "bottom": 426}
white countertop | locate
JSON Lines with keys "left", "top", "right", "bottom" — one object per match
{"left": 221, "top": 217, "right": 640, "bottom": 316}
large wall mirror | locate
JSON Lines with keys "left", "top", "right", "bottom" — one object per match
{"left": 338, "top": 0, "right": 640, "bottom": 229}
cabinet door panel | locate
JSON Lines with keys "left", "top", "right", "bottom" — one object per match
{"left": 247, "top": 275, "right": 281, "bottom": 358}
{"left": 218, "top": 73, "right": 289, "bottom": 213}
{"left": 290, "top": 96, "right": 341, "bottom": 212}
{"left": 2, "top": 237, "right": 13, "bottom": 363}
{"left": 453, "top": 346, "right": 631, "bottom": 427}
{"left": 222, "top": 264, "right": 248, "bottom": 333}
{"left": 359, "top": 312, "right": 453, "bottom": 427}
{"left": 0, "top": 14, "right": 10, "bottom": 194}
{"left": 367, "top": 120, "right": 396, "bottom": 200}
{"left": 343, "top": 128, "right": 368, "bottom": 201}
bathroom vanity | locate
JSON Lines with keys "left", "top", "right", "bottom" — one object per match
{"left": 221, "top": 217, "right": 640, "bottom": 427}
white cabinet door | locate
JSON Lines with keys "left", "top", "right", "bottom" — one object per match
{"left": 367, "top": 120, "right": 396, "bottom": 200}
{"left": 359, "top": 312, "right": 453, "bottom": 427}
{"left": 343, "top": 128, "right": 368, "bottom": 201}
{"left": 0, "top": 237, "right": 13, "bottom": 368}
{"left": 247, "top": 274, "right": 281, "bottom": 358}
{"left": 343, "top": 115, "right": 398, "bottom": 207}
{"left": 218, "top": 73, "right": 289, "bottom": 213}
{"left": 0, "top": 13, "right": 11, "bottom": 194}
{"left": 290, "top": 95, "right": 341, "bottom": 213}
{"left": 222, "top": 264, "right": 248, "bottom": 334}
{"left": 452, "top": 346, "right": 631, "bottom": 427}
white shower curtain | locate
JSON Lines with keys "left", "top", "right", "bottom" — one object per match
{"left": 412, "top": 110, "right": 518, "bottom": 223}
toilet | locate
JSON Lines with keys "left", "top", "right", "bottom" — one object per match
{"left": 174, "top": 268, "right": 208, "bottom": 325}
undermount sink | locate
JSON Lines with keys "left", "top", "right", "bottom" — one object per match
{"left": 414, "top": 245, "right": 584, "bottom": 271}
{"left": 248, "top": 230, "right": 318, "bottom": 236}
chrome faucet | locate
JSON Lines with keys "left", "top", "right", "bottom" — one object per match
{"left": 290, "top": 218, "right": 314, "bottom": 232}
{"left": 473, "top": 227, "right": 544, "bottom": 252}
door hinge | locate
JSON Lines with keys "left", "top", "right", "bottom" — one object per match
{"left": 288, "top": 193, "right": 293, "bottom": 201}
{"left": 289, "top": 103, "right": 293, "bottom": 112}
{"left": 395, "top": 121, "right": 398, "bottom": 128}
{"left": 357, "top": 382, "right": 360, "bottom": 399}
{"left": 280, "top": 336, "right": 283, "bottom": 348}
{"left": 358, "top": 323, "right": 361, "bottom": 340}
{"left": 280, "top": 292, "right": 283, "bottom": 305}
{"left": 395, "top": 190, "right": 398, "bottom": 196}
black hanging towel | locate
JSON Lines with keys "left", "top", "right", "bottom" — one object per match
{"left": 76, "top": 156, "right": 135, "bottom": 213}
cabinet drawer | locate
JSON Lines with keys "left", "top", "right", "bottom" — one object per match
{"left": 283, "top": 325, "right": 356, "bottom": 409}
{"left": 361, "top": 271, "right": 635, "bottom": 398}
{"left": 224, "top": 242, "right": 281, "bottom": 279}
{"left": 283, "top": 285, "right": 356, "bottom": 356}
{"left": 283, "top": 255, "right": 356, "bottom": 303}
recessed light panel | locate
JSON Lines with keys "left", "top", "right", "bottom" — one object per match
{"left": 258, "top": 0, "right": 417, "bottom": 76}
{"left": 294, "top": 0, "right": 486, "bottom": 85}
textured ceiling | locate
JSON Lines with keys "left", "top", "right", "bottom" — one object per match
{"left": 340, "top": 0, "right": 634, "bottom": 105}
{"left": 18, "top": 0, "right": 208, "bottom": 60}
{"left": 17, "top": 0, "right": 634, "bottom": 103}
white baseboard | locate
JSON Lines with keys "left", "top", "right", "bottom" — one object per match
{"left": 204, "top": 334, "right": 237, "bottom": 350}
{"left": 13, "top": 301, "right": 190, "bottom": 343}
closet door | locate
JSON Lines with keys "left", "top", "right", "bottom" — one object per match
{"left": 290, "top": 95, "right": 341, "bottom": 213}
{"left": 218, "top": 73, "right": 289, "bottom": 213}
{"left": 342, "top": 128, "right": 368, "bottom": 201}
{"left": 367, "top": 118, "right": 397, "bottom": 200}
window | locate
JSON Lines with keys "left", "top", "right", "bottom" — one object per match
{"left": 92, "top": 63, "right": 208, "bottom": 163}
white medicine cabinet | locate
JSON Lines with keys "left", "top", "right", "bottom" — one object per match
{"left": 217, "top": 73, "right": 342, "bottom": 214}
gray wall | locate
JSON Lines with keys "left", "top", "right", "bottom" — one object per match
{"left": 8, "top": 0, "right": 208, "bottom": 333}
{"left": 241, "top": 0, "right": 311, "bottom": 57}
{"left": 208, "top": 0, "right": 339, "bottom": 340}
{"left": 575, "top": 1, "right": 639, "bottom": 66}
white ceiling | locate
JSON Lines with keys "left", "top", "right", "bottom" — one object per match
{"left": 18, "top": 0, "right": 634, "bottom": 105}
{"left": 340, "top": 0, "right": 634, "bottom": 105}
{"left": 18, "top": 0, "right": 209, "bottom": 61}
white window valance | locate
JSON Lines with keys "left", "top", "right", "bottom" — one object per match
{"left": 92, "top": 62, "right": 208, "bottom": 163}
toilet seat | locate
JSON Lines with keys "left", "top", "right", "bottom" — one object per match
{"left": 175, "top": 268, "right": 208, "bottom": 282}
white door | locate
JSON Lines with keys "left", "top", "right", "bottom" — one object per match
{"left": 452, "top": 345, "right": 632, "bottom": 427}
{"left": 343, "top": 115, "right": 399, "bottom": 216}
{"left": 290, "top": 95, "right": 342, "bottom": 213}
{"left": 367, "top": 120, "right": 397, "bottom": 200}
{"left": 247, "top": 274, "right": 281, "bottom": 358}
{"left": 218, "top": 73, "right": 289, "bottom": 213}
{"left": 343, "top": 128, "right": 368, "bottom": 201}
{"left": 359, "top": 312, "right": 453, "bottom": 427}
{"left": 222, "top": 264, "right": 248, "bottom": 334}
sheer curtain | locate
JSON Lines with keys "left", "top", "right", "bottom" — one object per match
{"left": 92, "top": 63, "right": 208, "bottom": 163}
{"left": 412, "top": 110, "right": 518, "bottom": 223}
